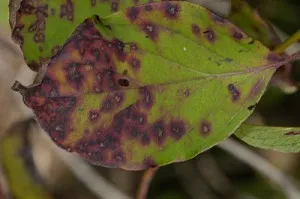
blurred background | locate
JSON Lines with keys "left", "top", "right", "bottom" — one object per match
{"left": 0, "top": 0, "right": 300, "bottom": 199}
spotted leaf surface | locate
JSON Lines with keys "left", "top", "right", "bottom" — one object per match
{"left": 16, "top": 2, "right": 286, "bottom": 170}
{"left": 12, "top": 0, "right": 170, "bottom": 71}
{"left": 235, "top": 124, "right": 300, "bottom": 153}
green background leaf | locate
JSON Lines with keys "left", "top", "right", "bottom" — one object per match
{"left": 236, "top": 124, "right": 300, "bottom": 153}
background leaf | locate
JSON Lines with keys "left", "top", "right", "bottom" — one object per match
{"left": 228, "top": 0, "right": 281, "bottom": 49}
{"left": 14, "top": 2, "right": 284, "bottom": 170}
{"left": 0, "top": 120, "right": 53, "bottom": 199}
{"left": 235, "top": 123, "right": 300, "bottom": 153}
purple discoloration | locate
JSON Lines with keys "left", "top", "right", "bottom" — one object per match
{"left": 228, "top": 84, "right": 240, "bottom": 101}
{"left": 111, "top": 2, "right": 119, "bottom": 12}
{"left": 170, "top": 120, "right": 186, "bottom": 140}
{"left": 89, "top": 110, "right": 100, "bottom": 122}
{"left": 126, "top": 7, "right": 140, "bottom": 21}
{"left": 129, "top": 57, "right": 141, "bottom": 69}
{"left": 191, "top": 24, "right": 200, "bottom": 35}
{"left": 161, "top": 2, "right": 180, "bottom": 20}
{"left": 232, "top": 28, "right": 244, "bottom": 40}
{"left": 145, "top": 4, "right": 153, "bottom": 11}
{"left": 143, "top": 157, "right": 158, "bottom": 168}
{"left": 203, "top": 29, "right": 216, "bottom": 43}
{"left": 249, "top": 79, "right": 263, "bottom": 98}
{"left": 151, "top": 120, "right": 167, "bottom": 146}
{"left": 141, "top": 22, "right": 159, "bottom": 41}
{"left": 139, "top": 87, "right": 154, "bottom": 109}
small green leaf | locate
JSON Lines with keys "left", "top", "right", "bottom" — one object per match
{"left": 14, "top": 2, "right": 286, "bottom": 170}
{"left": 0, "top": 120, "right": 53, "bottom": 199}
{"left": 235, "top": 124, "right": 300, "bottom": 153}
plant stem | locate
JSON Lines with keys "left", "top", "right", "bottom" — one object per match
{"left": 274, "top": 29, "right": 300, "bottom": 54}
{"left": 136, "top": 167, "right": 159, "bottom": 199}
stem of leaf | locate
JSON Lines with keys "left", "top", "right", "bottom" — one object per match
{"left": 274, "top": 29, "right": 300, "bottom": 54}
{"left": 136, "top": 167, "right": 159, "bottom": 199}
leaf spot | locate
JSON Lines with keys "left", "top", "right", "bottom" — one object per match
{"left": 200, "top": 121, "right": 211, "bottom": 137}
{"left": 228, "top": 84, "right": 240, "bottom": 101}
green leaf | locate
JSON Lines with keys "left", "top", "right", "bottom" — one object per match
{"left": 228, "top": 0, "right": 280, "bottom": 49}
{"left": 14, "top": 2, "right": 286, "bottom": 170}
{"left": 0, "top": 120, "right": 53, "bottom": 199}
{"left": 235, "top": 124, "right": 300, "bottom": 153}
{"left": 12, "top": 0, "right": 166, "bottom": 71}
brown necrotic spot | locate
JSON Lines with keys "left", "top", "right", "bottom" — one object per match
{"left": 141, "top": 133, "right": 151, "bottom": 145}
{"left": 285, "top": 132, "right": 300, "bottom": 136}
{"left": 151, "top": 120, "right": 167, "bottom": 146}
{"left": 170, "top": 120, "right": 186, "bottom": 140}
{"left": 34, "top": 32, "right": 45, "bottom": 43}
{"left": 141, "top": 22, "right": 159, "bottom": 41}
{"left": 111, "top": 2, "right": 119, "bottom": 12}
{"left": 145, "top": 4, "right": 153, "bottom": 11}
{"left": 60, "top": 0, "right": 74, "bottom": 21}
{"left": 130, "top": 43, "right": 138, "bottom": 51}
{"left": 203, "top": 29, "right": 216, "bottom": 43}
{"left": 200, "top": 120, "right": 211, "bottom": 137}
{"left": 126, "top": 7, "right": 140, "bottom": 21}
{"left": 191, "top": 24, "right": 200, "bottom": 35}
{"left": 161, "top": 2, "right": 180, "bottom": 20}
{"left": 231, "top": 28, "right": 244, "bottom": 40}
{"left": 89, "top": 110, "right": 100, "bottom": 122}
{"left": 112, "top": 150, "right": 126, "bottom": 164}
{"left": 184, "top": 89, "right": 190, "bottom": 97}
{"left": 228, "top": 84, "right": 240, "bottom": 102}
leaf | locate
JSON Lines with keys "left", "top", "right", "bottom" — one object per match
{"left": 228, "top": 0, "right": 280, "bottom": 49}
{"left": 235, "top": 124, "right": 300, "bottom": 153}
{"left": 12, "top": 0, "right": 167, "bottom": 71}
{"left": 13, "top": 2, "right": 286, "bottom": 170}
{"left": 0, "top": 120, "right": 53, "bottom": 199}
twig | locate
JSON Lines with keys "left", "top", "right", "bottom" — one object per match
{"left": 136, "top": 167, "right": 159, "bottom": 199}
{"left": 218, "top": 138, "right": 300, "bottom": 199}
{"left": 274, "top": 29, "right": 300, "bottom": 54}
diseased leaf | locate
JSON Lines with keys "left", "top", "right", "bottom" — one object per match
{"left": 13, "top": 2, "right": 286, "bottom": 170}
{"left": 12, "top": 0, "right": 167, "bottom": 71}
{"left": 235, "top": 124, "right": 300, "bottom": 153}
{"left": 0, "top": 120, "right": 53, "bottom": 199}
{"left": 228, "top": 0, "right": 280, "bottom": 49}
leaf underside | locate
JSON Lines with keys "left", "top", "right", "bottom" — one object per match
{"left": 15, "top": 1, "right": 286, "bottom": 170}
{"left": 235, "top": 124, "right": 300, "bottom": 153}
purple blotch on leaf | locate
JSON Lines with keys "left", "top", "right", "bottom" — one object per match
{"left": 228, "top": 84, "right": 240, "bottom": 101}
